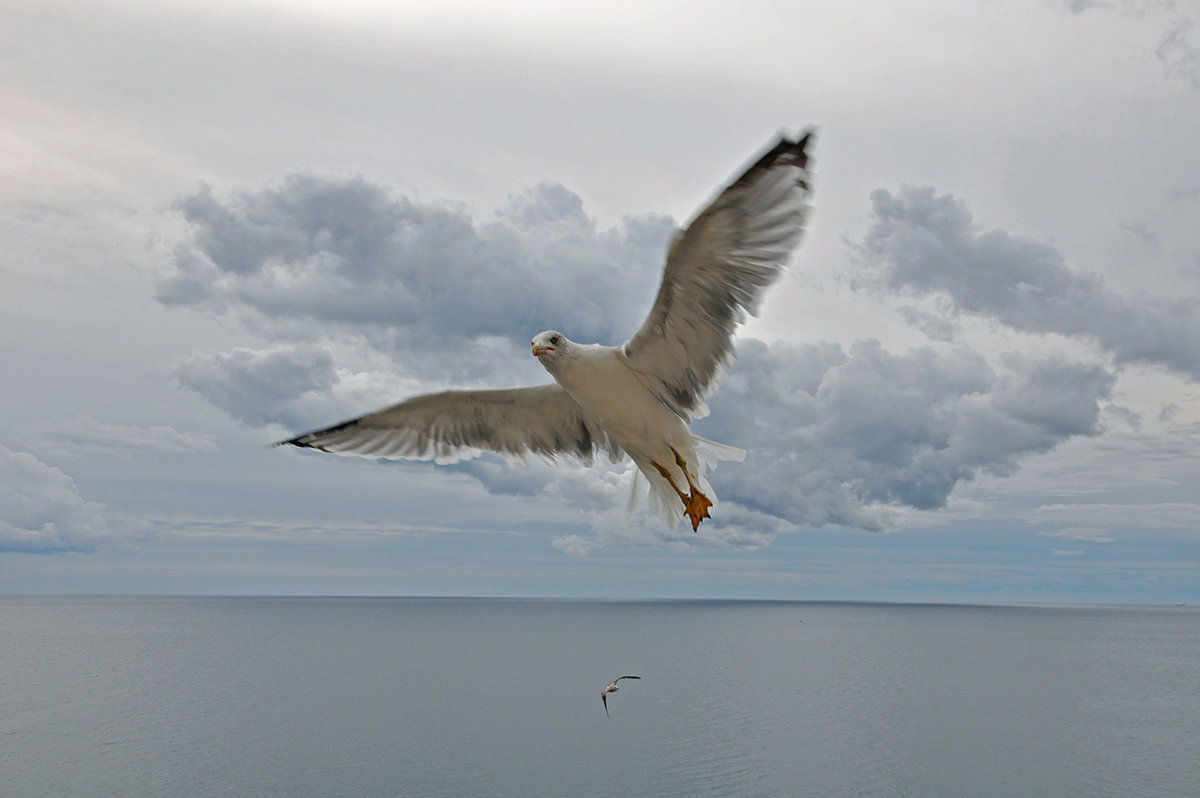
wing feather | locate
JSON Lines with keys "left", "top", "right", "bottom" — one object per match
{"left": 621, "top": 130, "right": 815, "bottom": 420}
{"left": 279, "top": 384, "right": 620, "bottom": 465}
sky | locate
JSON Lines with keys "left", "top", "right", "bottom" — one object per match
{"left": 2, "top": 0, "right": 1199, "bottom": 602}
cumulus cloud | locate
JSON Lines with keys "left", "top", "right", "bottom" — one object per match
{"left": 161, "top": 174, "right": 682, "bottom": 431}
{"left": 459, "top": 336, "right": 1115, "bottom": 553}
{"left": 159, "top": 176, "right": 675, "bottom": 349}
{"left": 0, "top": 444, "right": 113, "bottom": 552}
{"left": 173, "top": 344, "right": 340, "bottom": 430}
{"left": 698, "top": 339, "right": 1115, "bottom": 532}
{"left": 551, "top": 534, "right": 597, "bottom": 558}
{"left": 160, "top": 173, "right": 1122, "bottom": 548}
{"left": 896, "top": 304, "right": 960, "bottom": 342}
{"left": 850, "top": 185, "right": 1200, "bottom": 379}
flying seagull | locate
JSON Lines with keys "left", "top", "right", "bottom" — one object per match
{"left": 279, "top": 129, "right": 815, "bottom": 530}
{"left": 601, "top": 675, "right": 641, "bottom": 717}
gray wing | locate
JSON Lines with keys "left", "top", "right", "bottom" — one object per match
{"left": 621, "top": 130, "right": 814, "bottom": 420}
{"left": 279, "top": 384, "right": 621, "bottom": 465}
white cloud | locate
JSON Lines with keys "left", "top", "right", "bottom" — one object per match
{"left": 0, "top": 444, "right": 114, "bottom": 552}
{"left": 850, "top": 185, "right": 1200, "bottom": 379}
{"left": 1041, "top": 526, "right": 1114, "bottom": 543}
{"left": 158, "top": 174, "right": 683, "bottom": 433}
{"left": 1157, "top": 19, "right": 1200, "bottom": 91}
{"left": 159, "top": 176, "right": 675, "bottom": 349}
{"left": 157, "top": 169, "right": 1129, "bottom": 548}
{"left": 173, "top": 344, "right": 339, "bottom": 430}
{"left": 0, "top": 0, "right": 1196, "bottom": 602}
{"left": 1058, "top": 0, "right": 1200, "bottom": 92}
{"left": 1035, "top": 502, "right": 1200, "bottom": 537}
{"left": 551, "top": 534, "right": 596, "bottom": 558}
{"left": 699, "top": 339, "right": 1114, "bottom": 531}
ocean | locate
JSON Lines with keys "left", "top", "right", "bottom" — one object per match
{"left": 2, "top": 597, "right": 1197, "bottom": 797}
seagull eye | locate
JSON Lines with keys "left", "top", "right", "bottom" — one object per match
{"left": 550, "top": 336, "right": 560, "bottom": 345}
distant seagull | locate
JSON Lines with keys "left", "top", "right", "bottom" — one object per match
{"left": 601, "top": 675, "right": 641, "bottom": 717}
{"left": 279, "top": 129, "right": 815, "bottom": 531}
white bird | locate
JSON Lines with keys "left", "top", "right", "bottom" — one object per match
{"left": 601, "top": 675, "right": 641, "bottom": 717}
{"left": 280, "top": 130, "right": 815, "bottom": 530}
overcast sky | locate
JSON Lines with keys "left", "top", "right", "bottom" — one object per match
{"left": 3, "top": 0, "right": 1199, "bottom": 601}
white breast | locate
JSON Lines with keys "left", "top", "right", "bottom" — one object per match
{"left": 552, "top": 345, "right": 690, "bottom": 456}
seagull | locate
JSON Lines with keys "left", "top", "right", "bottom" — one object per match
{"left": 601, "top": 675, "right": 641, "bottom": 717}
{"left": 279, "top": 129, "right": 815, "bottom": 530}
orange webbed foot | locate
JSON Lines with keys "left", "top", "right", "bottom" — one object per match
{"left": 653, "top": 448, "right": 714, "bottom": 532}
{"left": 682, "top": 490, "right": 712, "bottom": 531}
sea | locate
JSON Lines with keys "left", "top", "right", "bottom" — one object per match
{"left": 2, "top": 597, "right": 1197, "bottom": 798}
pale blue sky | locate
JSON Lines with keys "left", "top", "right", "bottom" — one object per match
{"left": 2, "top": 0, "right": 1199, "bottom": 601}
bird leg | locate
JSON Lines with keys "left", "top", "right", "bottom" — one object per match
{"left": 651, "top": 448, "right": 713, "bottom": 532}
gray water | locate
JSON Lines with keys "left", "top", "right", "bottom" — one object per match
{"left": 2, "top": 597, "right": 1197, "bottom": 797}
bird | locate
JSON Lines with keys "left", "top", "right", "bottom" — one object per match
{"left": 601, "top": 675, "right": 641, "bottom": 717}
{"left": 279, "top": 129, "right": 815, "bottom": 530}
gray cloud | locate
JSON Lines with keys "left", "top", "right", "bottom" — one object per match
{"left": 1058, "top": 0, "right": 1200, "bottom": 91}
{"left": 161, "top": 175, "right": 682, "bottom": 429}
{"left": 0, "top": 444, "right": 113, "bottom": 553}
{"left": 1061, "top": 0, "right": 1104, "bottom": 12}
{"left": 160, "top": 176, "right": 675, "bottom": 349}
{"left": 1158, "top": 19, "right": 1200, "bottom": 91}
{"left": 174, "top": 344, "right": 339, "bottom": 430}
{"left": 699, "top": 339, "right": 1114, "bottom": 531}
{"left": 1167, "top": 183, "right": 1200, "bottom": 206}
{"left": 161, "top": 174, "right": 1119, "bottom": 544}
{"left": 850, "top": 185, "right": 1200, "bottom": 378}
{"left": 896, "top": 304, "right": 960, "bottom": 342}
{"left": 990, "top": 354, "right": 1115, "bottom": 437}
{"left": 1119, "top": 220, "right": 1159, "bottom": 247}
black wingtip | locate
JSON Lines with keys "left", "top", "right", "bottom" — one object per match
{"left": 731, "top": 126, "right": 816, "bottom": 190}
{"left": 795, "top": 127, "right": 816, "bottom": 167}
{"left": 273, "top": 417, "right": 363, "bottom": 451}
{"left": 269, "top": 438, "right": 313, "bottom": 453}
{"left": 780, "top": 127, "right": 815, "bottom": 170}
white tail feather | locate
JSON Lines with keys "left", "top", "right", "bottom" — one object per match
{"left": 631, "top": 434, "right": 745, "bottom": 528}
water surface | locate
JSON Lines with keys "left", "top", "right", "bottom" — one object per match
{"left": 2, "top": 597, "right": 1196, "bottom": 797}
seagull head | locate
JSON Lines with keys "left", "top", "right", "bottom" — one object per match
{"left": 531, "top": 330, "right": 569, "bottom": 360}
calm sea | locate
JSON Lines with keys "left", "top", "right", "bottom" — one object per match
{"left": 1, "top": 597, "right": 1197, "bottom": 797}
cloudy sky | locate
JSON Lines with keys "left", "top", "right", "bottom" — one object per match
{"left": 3, "top": 0, "right": 1199, "bottom": 601}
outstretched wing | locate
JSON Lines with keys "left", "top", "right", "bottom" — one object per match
{"left": 279, "top": 384, "right": 621, "bottom": 465}
{"left": 621, "top": 130, "right": 814, "bottom": 420}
